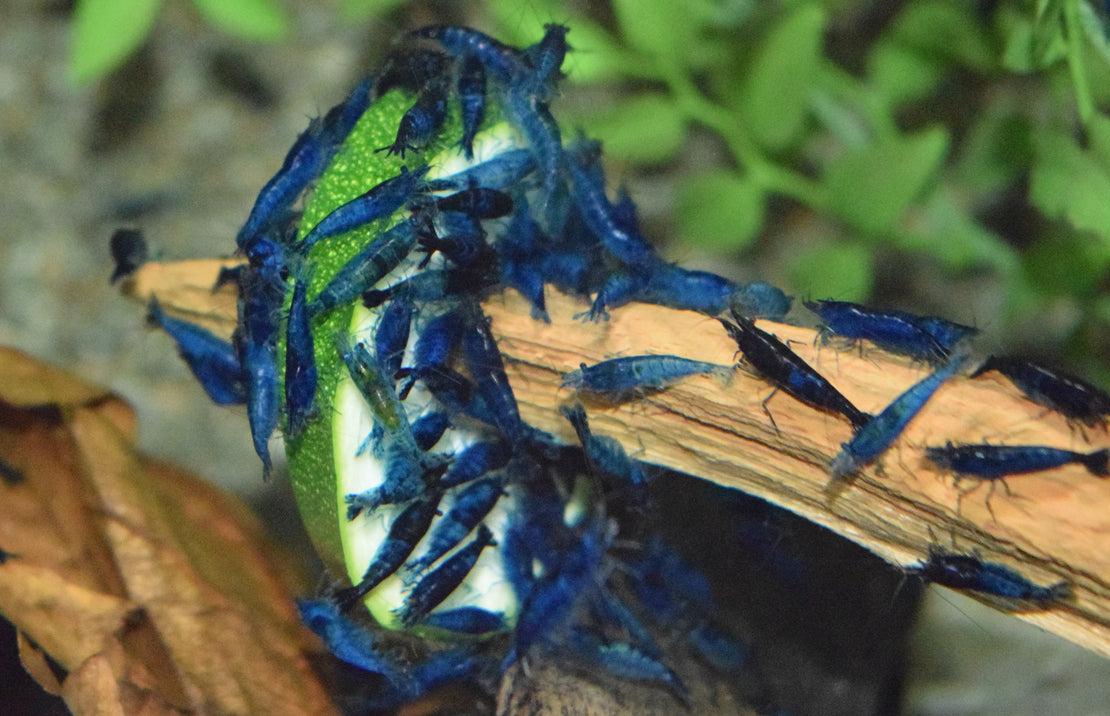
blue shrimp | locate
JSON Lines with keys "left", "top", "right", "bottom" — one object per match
{"left": 146, "top": 298, "right": 246, "bottom": 405}
{"left": 925, "top": 441, "right": 1109, "bottom": 517}
{"left": 830, "top": 356, "right": 966, "bottom": 480}
{"left": 396, "top": 307, "right": 463, "bottom": 399}
{"left": 406, "top": 476, "right": 505, "bottom": 574}
{"left": 411, "top": 411, "right": 451, "bottom": 452}
{"left": 397, "top": 523, "right": 496, "bottom": 627}
{"left": 235, "top": 238, "right": 288, "bottom": 476}
{"left": 909, "top": 545, "right": 1071, "bottom": 606}
{"left": 504, "top": 86, "right": 565, "bottom": 212}
{"left": 461, "top": 303, "right": 525, "bottom": 441}
{"left": 434, "top": 185, "right": 514, "bottom": 220}
{"left": 719, "top": 313, "right": 870, "bottom": 431}
{"left": 804, "top": 299, "right": 951, "bottom": 364}
{"left": 420, "top": 606, "right": 506, "bottom": 634}
{"left": 307, "top": 218, "right": 417, "bottom": 317}
{"left": 373, "top": 289, "right": 413, "bottom": 382}
{"left": 378, "top": 76, "right": 449, "bottom": 158}
{"left": 565, "top": 629, "right": 690, "bottom": 707}
{"left": 562, "top": 355, "right": 733, "bottom": 402}
{"left": 296, "top": 598, "right": 406, "bottom": 680}
{"left": 0, "top": 456, "right": 25, "bottom": 485}
{"left": 374, "top": 47, "right": 451, "bottom": 98}
{"left": 319, "top": 75, "right": 374, "bottom": 143}
{"left": 970, "top": 355, "right": 1110, "bottom": 430}
{"left": 109, "top": 228, "right": 147, "bottom": 284}
{"left": 731, "top": 281, "right": 794, "bottom": 321}
{"left": 284, "top": 279, "right": 317, "bottom": 439}
{"left": 411, "top": 26, "right": 528, "bottom": 83}
{"left": 564, "top": 140, "right": 654, "bottom": 267}
{"left": 456, "top": 53, "right": 486, "bottom": 159}
{"left": 522, "top": 24, "right": 570, "bottom": 102}
{"left": 415, "top": 212, "right": 490, "bottom": 269}
{"left": 560, "top": 403, "right": 647, "bottom": 489}
{"left": 295, "top": 165, "right": 429, "bottom": 253}
{"left": 426, "top": 148, "right": 536, "bottom": 192}
{"left": 335, "top": 491, "right": 444, "bottom": 609}
{"left": 440, "top": 440, "right": 512, "bottom": 488}
{"left": 344, "top": 442, "right": 450, "bottom": 520}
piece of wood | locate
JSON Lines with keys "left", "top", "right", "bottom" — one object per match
{"left": 124, "top": 259, "right": 1110, "bottom": 659}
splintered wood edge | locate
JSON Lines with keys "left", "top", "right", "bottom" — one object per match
{"left": 125, "top": 259, "right": 1110, "bottom": 660}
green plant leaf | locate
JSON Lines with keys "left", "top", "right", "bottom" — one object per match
{"left": 885, "top": 0, "right": 997, "bottom": 72}
{"left": 739, "top": 4, "right": 827, "bottom": 152}
{"left": 824, "top": 126, "right": 949, "bottom": 234}
{"left": 70, "top": 0, "right": 162, "bottom": 83}
{"left": 787, "top": 241, "right": 873, "bottom": 303}
{"left": 583, "top": 93, "right": 686, "bottom": 165}
{"left": 341, "top": 0, "right": 407, "bottom": 22}
{"left": 899, "top": 188, "right": 1020, "bottom": 274}
{"left": 191, "top": 0, "right": 289, "bottom": 41}
{"left": 1030, "top": 129, "right": 1110, "bottom": 249}
{"left": 868, "top": 40, "right": 944, "bottom": 108}
{"left": 675, "top": 170, "right": 765, "bottom": 253}
{"left": 612, "top": 0, "right": 697, "bottom": 69}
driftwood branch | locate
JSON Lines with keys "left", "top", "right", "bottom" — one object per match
{"left": 123, "top": 259, "right": 1110, "bottom": 660}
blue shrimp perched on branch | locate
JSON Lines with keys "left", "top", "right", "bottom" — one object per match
{"left": 132, "top": 19, "right": 1110, "bottom": 714}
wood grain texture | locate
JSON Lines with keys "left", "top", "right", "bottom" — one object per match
{"left": 125, "top": 259, "right": 1110, "bottom": 659}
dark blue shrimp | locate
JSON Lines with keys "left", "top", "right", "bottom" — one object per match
{"left": 406, "top": 476, "right": 504, "bottom": 574}
{"left": 296, "top": 598, "right": 406, "bottom": 680}
{"left": 926, "top": 441, "right": 1109, "bottom": 516}
{"left": 560, "top": 403, "right": 647, "bottom": 488}
{"left": 358, "top": 647, "right": 491, "bottom": 711}
{"left": 236, "top": 119, "right": 328, "bottom": 251}
{"left": 456, "top": 53, "right": 485, "bottom": 159}
{"left": 913, "top": 315, "right": 978, "bottom": 354}
{"left": 731, "top": 281, "right": 794, "bottom": 320}
{"left": 373, "top": 290, "right": 413, "bottom": 382}
{"left": 0, "top": 456, "right": 25, "bottom": 485}
{"left": 284, "top": 279, "right": 317, "bottom": 439}
{"left": 420, "top": 606, "right": 506, "bottom": 634}
{"left": 512, "top": 516, "right": 612, "bottom": 660}
{"left": 411, "top": 411, "right": 451, "bottom": 452}
{"left": 440, "top": 440, "right": 512, "bottom": 489}
{"left": 565, "top": 629, "right": 690, "bottom": 707}
{"left": 378, "top": 76, "right": 449, "bottom": 158}
{"left": 461, "top": 304, "right": 525, "bottom": 441}
{"left": 397, "top": 308, "right": 463, "bottom": 398}
{"left": 146, "top": 298, "right": 246, "bottom": 405}
{"left": 375, "top": 47, "right": 451, "bottom": 98}
{"left": 109, "top": 228, "right": 147, "bottom": 284}
{"left": 235, "top": 238, "right": 287, "bottom": 476}
{"left": 522, "top": 24, "right": 570, "bottom": 102}
{"left": 426, "top": 149, "right": 536, "bottom": 192}
{"left": 504, "top": 86, "right": 564, "bottom": 211}
{"left": 909, "top": 545, "right": 1071, "bottom": 606}
{"left": 308, "top": 218, "right": 417, "bottom": 317}
{"left": 719, "top": 313, "right": 870, "bottom": 431}
{"left": 416, "top": 213, "right": 490, "bottom": 268}
{"left": 434, "top": 186, "right": 514, "bottom": 220}
{"left": 830, "top": 356, "right": 966, "bottom": 480}
{"left": 345, "top": 444, "right": 450, "bottom": 519}
{"left": 805, "top": 299, "right": 951, "bottom": 364}
{"left": 296, "top": 165, "right": 429, "bottom": 253}
{"left": 562, "top": 355, "right": 732, "bottom": 402}
{"left": 335, "top": 491, "right": 444, "bottom": 609}
{"left": 320, "top": 75, "right": 374, "bottom": 143}
{"left": 564, "top": 140, "right": 654, "bottom": 267}
{"left": 412, "top": 26, "right": 528, "bottom": 83}
{"left": 970, "top": 355, "right": 1110, "bottom": 429}
{"left": 397, "top": 523, "right": 496, "bottom": 627}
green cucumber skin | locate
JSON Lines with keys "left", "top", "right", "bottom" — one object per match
{"left": 281, "top": 91, "right": 461, "bottom": 572}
